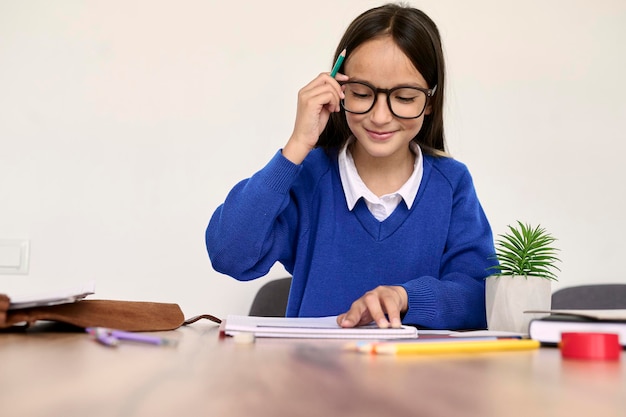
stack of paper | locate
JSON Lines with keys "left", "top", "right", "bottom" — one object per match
{"left": 6, "top": 281, "right": 96, "bottom": 310}
{"left": 223, "top": 315, "right": 418, "bottom": 339}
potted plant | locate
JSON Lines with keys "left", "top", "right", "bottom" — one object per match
{"left": 485, "top": 221, "right": 561, "bottom": 334}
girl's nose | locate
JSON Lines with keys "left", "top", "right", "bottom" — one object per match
{"left": 370, "top": 94, "right": 393, "bottom": 124}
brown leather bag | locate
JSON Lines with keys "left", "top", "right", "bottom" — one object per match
{"left": 0, "top": 294, "right": 219, "bottom": 331}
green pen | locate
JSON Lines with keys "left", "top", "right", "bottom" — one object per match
{"left": 330, "top": 49, "right": 346, "bottom": 78}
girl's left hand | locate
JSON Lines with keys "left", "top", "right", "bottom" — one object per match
{"left": 336, "top": 285, "right": 408, "bottom": 329}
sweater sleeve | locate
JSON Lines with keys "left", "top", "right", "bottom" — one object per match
{"left": 400, "top": 166, "right": 496, "bottom": 330}
{"left": 205, "top": 150, "right": 302, "bottom": 281}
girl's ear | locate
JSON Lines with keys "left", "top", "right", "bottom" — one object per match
{"left": 424, "top": 104, "right": 432, "bottom": 116}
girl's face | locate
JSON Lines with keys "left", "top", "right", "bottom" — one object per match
{"left": 343, "top": 36, "right": 431, "bottom": 162}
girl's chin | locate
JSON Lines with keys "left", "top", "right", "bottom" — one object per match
{"left": 354, "top": 142, "right": 407, "bottom": 159}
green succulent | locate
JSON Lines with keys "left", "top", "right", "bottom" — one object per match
{"left": 488, "top": 221, "right": 561, "bottom": 280}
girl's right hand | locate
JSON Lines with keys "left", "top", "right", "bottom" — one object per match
{"left": 282, "top": 72, "right": 348, "bottom": 164}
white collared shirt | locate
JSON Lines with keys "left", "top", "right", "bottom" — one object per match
{"left": 338, "top": 140, "right": 423, "bottom": 221}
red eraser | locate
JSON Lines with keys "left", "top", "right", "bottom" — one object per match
{"left": 560, "top": 332, "right": 621, "bottom": 361}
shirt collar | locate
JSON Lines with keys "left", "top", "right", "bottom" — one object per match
{"left": 338, "top": 138, "right": 423, "bottom": 211}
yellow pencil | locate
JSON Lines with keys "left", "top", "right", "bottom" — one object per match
{"left": 373, "top": 339, "right": 540, "bottom": 355}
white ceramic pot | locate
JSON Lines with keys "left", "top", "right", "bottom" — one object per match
{"left": 485, "top": 275, "right": 552, "bottom": 334}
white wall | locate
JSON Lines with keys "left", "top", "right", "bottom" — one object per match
{"left": 1, "top": 0, "right": 625, "bottom": 319}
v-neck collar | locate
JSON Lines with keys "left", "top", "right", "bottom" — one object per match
{"left": 334, "top": 155, "right": 433, "bottom": 241}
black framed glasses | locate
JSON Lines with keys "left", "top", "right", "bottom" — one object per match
{"left": 340, "top": 81, "right": 437, "bottom": 119}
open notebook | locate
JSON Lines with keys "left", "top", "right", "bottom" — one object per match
{"left": 223, "top": 315, "right": 418, "bottom": 339}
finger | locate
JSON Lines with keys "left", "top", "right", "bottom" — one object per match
{"left": 339, "top": 301, "right": 371, "bottom": 328}
{"left": 379, "top": 293, "right": 402, "bottom": 328}
{"left": 299, "top": 85, "right": 342, "bottom": 114}
{"left": 328, "top": 73, "right": 347, "bottom": 100}
{"left": 303, "top": 73, "right": 343, "bottom": 94}
{"left": 387, "top": 286, "right": 408, "bottom": 328}
{"left": 312, "top": 72, "right": 346, "bottom": 104}
{"left": 300, "top": 72, "right": 334, "bottom": 91}
{"left": 362, "top": 291, "right": 390, "bottom": 329}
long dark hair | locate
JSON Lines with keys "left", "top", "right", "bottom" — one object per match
{"left": 316, "top": 3, "right": 447, "bottom": 157}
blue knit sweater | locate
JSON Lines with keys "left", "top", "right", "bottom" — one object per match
{"left": 206, "top": 148, "right": 496, "bottom": 330}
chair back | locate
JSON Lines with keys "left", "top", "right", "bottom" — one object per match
{"left": 552, "top": 284, "right": 626, "bottom": 309}
{"left": 248, "top": 277, "right": 292, "bottom": 317}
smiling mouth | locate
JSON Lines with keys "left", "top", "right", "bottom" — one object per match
{"left": 366, "top": 128, "right": 395, "bottom": 141}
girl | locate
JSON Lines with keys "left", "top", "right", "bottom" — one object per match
{"left": 206, "top": 3, "right": 497, "bottom": 330}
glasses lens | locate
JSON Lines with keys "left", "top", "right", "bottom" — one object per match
{"left": 342, "top": 83, "right": 375, "bottom": 114}
{"left": 389, "top": 88, "right": 427, "bottom": 119}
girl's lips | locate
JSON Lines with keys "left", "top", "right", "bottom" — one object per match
{"left": 366, "top": 129, "right": 395, "bottom": 141}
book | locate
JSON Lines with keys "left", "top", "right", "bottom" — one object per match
{"left": 527, "top": 309, "right": 626, "bottom": 347}
{"left": 222, "top": 315, "right": 418, "bottom": 339}
{"left": 6, "top": 281, "right": 96, "bottom": 310}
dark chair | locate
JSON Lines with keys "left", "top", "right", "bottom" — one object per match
{"left": 248, "top": 277, "right": 292, "bottom": 317}
{"left": 551, "top": 284, "right": 626, "bottom": 309}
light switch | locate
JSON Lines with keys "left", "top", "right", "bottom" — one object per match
{"left": 0, "top": 240, "right": 30, "bottom": 274}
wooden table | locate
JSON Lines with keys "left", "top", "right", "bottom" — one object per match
{"left": 2, "top": 322, "right": 625, "bottom": 417}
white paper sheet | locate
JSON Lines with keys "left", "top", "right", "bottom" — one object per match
{"left": 6, "top": 281, "right": 96, "bottom": 310}
{"left": 223, "top": 314, "right": 418, "bottom": 339}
